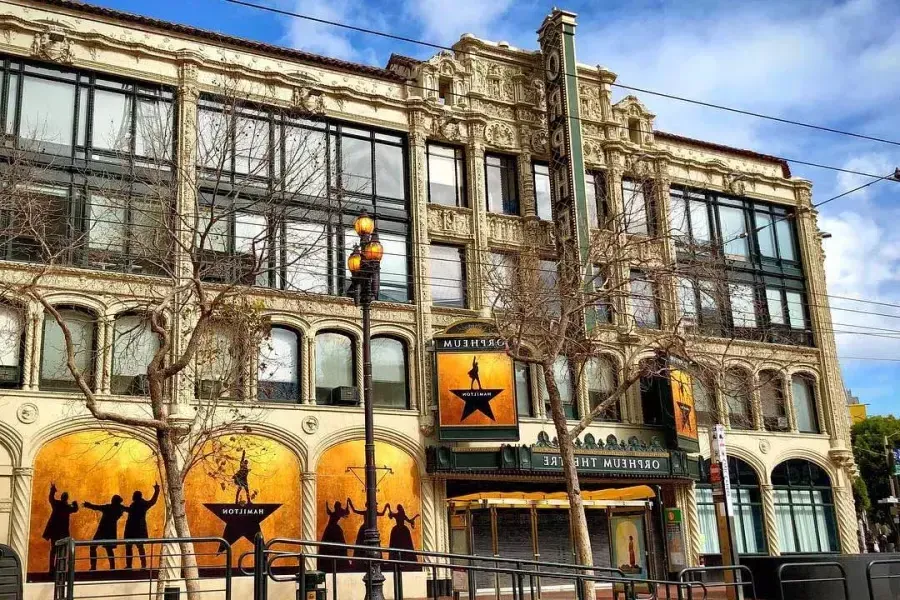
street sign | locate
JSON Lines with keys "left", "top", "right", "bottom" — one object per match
{"left": 711, "top": 424, "right": 734, "bottom": 517}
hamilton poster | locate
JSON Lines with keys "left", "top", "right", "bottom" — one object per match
{"left": 27, "top": 431, "right": 302, "bottom": 581}
{"left": 316, "top": 440, "right": 421, "bottom": 573}
{"left": 669, "top": 368, "right": 700, "bottom": 453}
{"left": 434, "top": 335, "right": 519, "bottom": 441}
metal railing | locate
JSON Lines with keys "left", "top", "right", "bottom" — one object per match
{"left": 867, "top": 558, "right": 900, "bottom": 600}
{"left": 776, "top": 562, "right": 848, "bottom": 600}
{"left": 678, "top": 565, "right": 756, "bottom": 600}
{"left": 52, "top": 537, "right": 233, "bottom": 600}
{"left": 245, "top": 537, "right": 710, "bottom": 600}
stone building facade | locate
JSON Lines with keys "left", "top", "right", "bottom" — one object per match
{"left": 0, "top": 0, "right": 857, "bottom": 592}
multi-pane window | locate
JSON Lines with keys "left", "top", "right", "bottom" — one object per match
{"left": 40, "top": 308, "right": 96, "bottom": 391}
{"left": 0, "top": 304, "right": 24, "bottom": 388}
{"left": 629, "top": 270, "right": 658, "bottom": 328}
{"left": 669, "top": 186, "right": 809, "bottom": 345}
{"left": 773, "top": 459, "right": 838, "bottom": 553}
{"left": 532, "top": 163, "right": 553, "bottom": 220}
{"left": 585, "top": 171, "right": 608, "bottom": 228}
{"left": 541, "top": 356, "right": 577, "bottom": 419}
{"left": 515, "top": 361, "right": 533, "bottom": 417}
{"left": 676, "top": 277, "right": 724, "bottom": 335}
{"left": 586, "top": 356, "right": 619, "bottom": 421}
{"left": 111, "top": 314, "right": 159, "bottom": 395}
{"left": 371, "top": 336, "right": 408, "bottom": 408}
{"left": 485, "top": 154, "right": 519, "bottom": 215}
{"left": 427, "top": 143, "right": 466, "bottom": 207}
{"left": 315, "top": 331, "right": 355, "bottom": 404}
{"left": 698, "top": 457, "right": 766, "bottom": 555}
{"left": 429, "top": 244, "right": 466, "bottom": 308}
{"left": 258, "top": 326, "right": 301, "bottom": 403}
{"left": 0, "top": 58, "right": 174, "bottom": 274}
{"left": 622, "top": 179, "right": 652, "bottom": 235}
{"left": 791, "top": 374, "right": 820, "bottom": 433}
{"left": 195, "top": 101, "right": 411, "bottom": 301}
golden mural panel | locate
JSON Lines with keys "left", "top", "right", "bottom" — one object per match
{"left": 27, "top": 431, "right": 164, "bottom": 580}
{"left": 316, "top": 440, "right": 421, "bottom": 572}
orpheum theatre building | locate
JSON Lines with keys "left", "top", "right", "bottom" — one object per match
{"left": 0, "top": 0, "right": 857, "bottom": 595}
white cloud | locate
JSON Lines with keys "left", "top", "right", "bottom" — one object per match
{"left": 404, "top": 0, "right": 515, "bottom": 43}
{"left": 283, "top": 0, "right": 366, "bottom": 62}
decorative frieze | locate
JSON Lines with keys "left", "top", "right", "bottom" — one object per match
{"left": 428, "top": 206, "right": 474, "bottom": 239}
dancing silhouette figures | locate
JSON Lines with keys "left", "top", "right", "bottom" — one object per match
{"left": 468, "top": 356, "right": 482, "bottom": 390}
{"left": 233, "top": 450, "right": 251, "bottom": 505}
{"left": 319, "top": 500, "right": 351, "bottom": 571}
{"left": 123, "top": 483, "right": 159, "bottom": 569}
{"left": 43, "top": 483, "right": 78, "bottom": 572}
{"left": 84, "top": 495, "right": 126, "bottom": 570}
{"left": 386, "top": 504, "right": 419, "bottom": 563}
{"left": 347, "top": 498, "right": 388, "bottom": 567}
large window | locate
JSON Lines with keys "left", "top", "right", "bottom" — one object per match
{"left": 371, "top": 336, "right": 408, "bottom": 408}
{"left": 315, "top": 331, "right": 355, "bottom": 404}
{"left": 676, "top": 277, "right": 724, "bottom": 335}
{"left": 196, "top": 323, "right": 244, "bottom": 400}
{"left": 0, "top": 304, "right": 24, "bottom": 388}
{"left": 111, "top": 314, "right": 159, "bottom": 395}
{"left": 532, "top": 163, "right": 553, "bottom": 220}
{"left": 773, "top": 459, "right": 838, "bottom": 553}
{"left": 669, "top": 186, "right": 809, "bottom": 345}
{"left": 258, "top": 326, "right": 301, "bottom": 403}
{"left": 791, "top": 374, "right": 820, "bottom": 434}
{"left": 427, "top": 143, "right": 466, "bottom": 207}
{"left": 629, "top": 270, "right": 658, "bottom": 328}
{"left": 485, "top": 154, "right": 519, "bottom": 215}
{"left": 40, "top": 308, "right": 95, "bottom": 391}
{"left": 698, "top": 457, "right": 766, "bottom": 555}
{"left": 429, "top": 244, "right": 466, "bottom": 308}
{"left": 586, "top": 356, "right": 619, "bottom": 421}
{"left": 541, "top": 356, "right": 577, "bottom": 419}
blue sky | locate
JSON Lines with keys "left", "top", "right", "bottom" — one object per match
{"left": 90, "top": 0, "right": 900, "bottom": 415}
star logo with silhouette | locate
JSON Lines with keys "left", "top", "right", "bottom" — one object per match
{"left": 205, "top": 503, "right": 281, "bottom": 549}
{"left": 450, "top": 388, "right": 503, "bottom": 421}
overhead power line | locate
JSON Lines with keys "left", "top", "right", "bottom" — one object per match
{"left": 226, "top": 0, "right": 900, "bottom": 150}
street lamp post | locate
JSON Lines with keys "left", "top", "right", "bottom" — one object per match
{"left": 346, "top": 211, "right": 385, "bottom": 600}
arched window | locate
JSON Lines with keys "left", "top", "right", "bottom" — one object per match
{"left": 258, "top": 326, "right": 301, "bottom": 403}
{"left": 693, "top": 373, "right": 716, "bottom": 428}
{"left": 541, "top": 356, "right": 576, "bottom": 419}
{"left": 724, "top": 369, "right": 753, "bottom": 430}
{"left": 371, "top": 336, "right": 408, "bottom": 408}
{"left": 0, "top": 304, "right": 25, "bottom": 388}
{"left": 698, "top": 457, "right": 766, "bottom": 555}
{"left": 196, "top": 322, "right": 244, "bottom": 400}
{"left": 791, "top": 374, "right": 820, "bottom": 434}
{"left": 586, "top": 356, "right": 619, "bottom": 422}
{"left": 773, "top": 459, "right": 838, "bottom": 553}
{"left": 41, "top": 307, "right": 96, "bottom": 391}
{"left": 112, "top": 314, "right": 159, "bottom": 395}
{"left": 514, "top": 361, "right": 533, "bottom": 417}
{"left": 315, "top": 331, "right": 355, "bottom": 404}
{"left": 759, "top": 370, "right": 788, "bottom": 432}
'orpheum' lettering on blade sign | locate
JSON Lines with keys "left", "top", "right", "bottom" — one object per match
{"left": 535, "top": 453, "right": 668, "bottom": 476}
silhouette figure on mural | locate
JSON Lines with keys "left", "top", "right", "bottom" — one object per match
{"left": 386, "top": 504, "right": 419, "bottom": 563}
{"left": 468, "top": 356, "right": 482, "bottom": 390}
{"left": 319, "top": 500, "right": 351, "bottom": 571}
{"left": 347, "top": 498, "right": 388, "bottom": 567}
{"left": 123, "top": 483, "right": 160, "bottom": 569}
{"left": 233, "top": 450, "right": 251, "bottom": 504}
{"left": 84, "top": 495, "right": 126, "bottom": 571}
{"left": 43, "top": 483, "right": 78, "bottom": 572}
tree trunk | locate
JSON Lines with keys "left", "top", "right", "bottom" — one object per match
{"left": 543, "top": 366, "right": 595, "bottom": 598}
{"left": 157, "top": 429, "right": 201, "bottom": 599}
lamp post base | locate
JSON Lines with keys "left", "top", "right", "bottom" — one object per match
{"left": 362, "top": 526, "right": 385, "bottom": 600}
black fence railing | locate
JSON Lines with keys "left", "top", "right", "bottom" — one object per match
{"left": 678, "top": 565, "right": 756, "bottom": 600}
{"left": 777, "top": 562, "right": 848, "bottom": 600}
{"left": 867, "top": 558, "right": 900, "bottom": 600}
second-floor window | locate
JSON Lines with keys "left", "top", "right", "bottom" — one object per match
{"left": 532, "top": 163, "right": 553, "bottom": 220}
{"left": 622, "top": 178, "right": 653, "bottom": 235}
{"left": 429, "top": 244, "right": 466, "bottom": 308}
{"left": 485, "top": 154, "right": 519, "bottom": 215}
{"left": 427, "top": 143, "right": 466, "bottom": 207}
{"left": 629, "top": 270, "right": 658, "bottom": 328}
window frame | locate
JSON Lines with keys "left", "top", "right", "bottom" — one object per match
{"left": 426, "top": 141, "right": 467, "bottom": 208}
{"left": 314, "top": 329, "right": 358, "bottom": 405}
{"left": 257, "top": 324, "right": 302, "bottom": 404}
{"left": 532, "top": 161, "right": 553, "bottom": 220}
{"left": 370, "top": 335, "right": 410, "bottom": 409}
{"left": 110, "top": 312, "right": 160, "bottom": 396}
{"left": 39, "top": 306, "right": 97, "bottom": 392}
{"left": 585, "top": 170, "right": 608, "bottom": 229}
{"left": 772, "top": 459, "right": 839, "bottom": 553}
{"left": 629, "top": 269, "right": 659, "bottom": 329}
{"left": 0, "top": 303, "right": 26, "bottom": 389}
{"left": 791, "top": 373, "right": 821, "bottom": 434}
{"left": 586, "top": 355, "right": 620, "bottom": 422}
{"left": 429, "top": 243, "right": 467, "bottom": 309}
{"left": 698, "top": 457, "right": 767, "bottom": 555}
{"left": 484, "top": 152, "right": 520, "bottom": 216}
{"left": 621, "top": 177, "right": 654, "bottom": 236}
{"left": 514, "top": 360, "right": 534, "bottom": 418}
{"left": 541, "top": 356, "right": 578, "bottom": 420}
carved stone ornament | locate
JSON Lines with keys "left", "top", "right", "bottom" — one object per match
{"left": 725, "top": 173, "right": 747, "bottom": 196}
{"left": 16, "top": 402, "right": 38, "bottom": 425}
{"left": 301, "top": 415, "right": 319, "bottom": 434}
{"left": 292, "top": 86, "right": 326, "bottom": 116}
{"left": 31, "top": 27, "right": 74, "bottom": 64}
{"left": 485, "top": 121, "right": 515, "bottom": 149}
{"left": 431, "top": 116, "right": 465, "bottom": 142}
{"left": 531, "top": 130, "right": 549, "bottom": 155}
{"left": 758, "top": 439, "right": 770, "bottom": 454}
{"left": 428, "top": 206, "right": 472, "bottom": 238}
{"left": 488, "top": 215, "right": 524, "bottom": 246}
{"left": 583, "top": 140, "right": 605, "bottom": 166}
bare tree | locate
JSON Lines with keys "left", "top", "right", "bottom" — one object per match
{"left": 0, "top": 76, "right": 343, "bottom": 595}
{"left": 485, "top": 162, "right": 802, "bottom": 577}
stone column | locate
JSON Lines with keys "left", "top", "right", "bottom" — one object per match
{"left": 99, "top": 315, "right": 113, "bottom": 394}
{"left": 21, "top": 302, "right": 39, "bottom": 391}
{"left": 760, "top": 483, "right": 780, "bottom": 556}
{"left": 301, "top": 472, "right": 317, "bottom": 570}
{"left": 408, "top": 115, "right": 432, "bottom": 413}
{"left": 8, "top": 467, "right": 32, "bottom": 566}
{"left": 304, "top": 336, "right": 315, "bottom": 404}
{"left": 421, "top": 475, "right": 438, "bottom": 555}
{"left": 750, "top": 372, "right": 764, "bottom": 431}
{"left": 832, "top": 484, "right": 860, "bottom": 553}
{"left": 467, "top": 126, "right": 488, "bottom": 311}
{"left": 783, "top": 375, "right": 798, "bottom": 432}
{"left": 679, "top": 483, "right": 702, "bottom": 567}
{"left": 516, "top": 143, "right": 536, "bottom": 219}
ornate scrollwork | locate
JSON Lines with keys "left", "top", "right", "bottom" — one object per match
{"left": 292, "top": 86, "right": 326, "bottom": 116}
{"left": 31, "top": 26, "right": 74, "bottom": 64}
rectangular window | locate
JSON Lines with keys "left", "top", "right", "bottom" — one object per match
{"left": 541, "top": 356, "right": 577, "bottom": 419}
{"left": 697, "top": 487, "right": 721, "bottom": 554}
{"left": 585, "top": 171, "right": 607, "bottom": 228}
{"left": 629, "top": 270, "right": 658, "bottom": 328}
{"left": 19, "top": 74, "right": 75, "bottom": 154}
{"left": 485, "top": 154, "right": 519, "bottom": 215}
{"left": 375, "top": 141, "right": 404, "bottom": 199}
{"left": 622, "top": 179, "right": 650, "bottom": 235}
{"left": 281, "top": 221, "right": 328, "bottom": 294}
{"left": 593, "top": 267, "right": 613, "bottom": 324}
{"left": 533, "top": 163, "right": 553, "bottom": 220}
{"left": 429, "top": 244, "right": 466, "bottom": 308}
{"left": 345, "top": 228, "right": 409, "bottom": 302}
{"left": 792, "top": 375, "right": 820, "bottom": 433}
{"left": 729, "top": 283, "right": 757, "bottom": 329}
{"left": 486, "top": 252, "right": 515, "bottom": 310}
{"left": 515, "top": 361, "right": 532, "bottom": 417}
{"left": 340, "top": 133, "right": 373, "bottom": 195}
{"left": 719, "top": 202, "right": 749, "bottom": 260}
{"left": 427, "top": 143, "right": 466, "bottom": 207}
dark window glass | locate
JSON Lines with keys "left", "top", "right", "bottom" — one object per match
{"left": 112, "top": 314, "right": 158, "bottom": 395}
{"left": 585, "top": 170, "right": 608, "bottom": 228}
{"left": 587, "top": 356, "right": 619, "bottom": 421}
{"left": 759, "top": 370, "right": 788, "bottom": 432}
{"left": 773, "top": 459, "right": 838, "bottom": 553}
{"left": 41, "top": 309, "right": 95, "bottom": 391}
{"left": 429, "top": 244, "right": 465, "bottom": 308}
{"left": 533, "top": 163, "right": 552, "bottom": 220}
{"left": 371, "top": 337, "right": 408, "bottom": 408}
{"left": 485, "top": 154, "right": 519, "bottom": 215}
{"left": 315, "top": 331, "right": 354, "bottom": 404}
{"left": 258, "top": 326, "right": 300, "bottom": 403}
{"left": 622, "top": 179, "right": 649, "bottom": 235}
{"left": 427, "top": 143, "right": 466, "bottom": 207}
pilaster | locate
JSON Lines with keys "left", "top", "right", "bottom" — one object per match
{"left": 408, "top": 116, "right": 432, "bottom": 414}
{"left": 467, "top": 128, "right": 488, "bottom": 311}
{"left": 8, "top": 467, "right": 32, "bottom": 566}
{"left": 832, "top": 484, "right": 860, "bottom": 553}
{"left": 679, "top": 484, "right": 702, "bottom": 567}
{"left": 750, "top": 372, "right": 764, "bottom": 431}
{"left": 760, "top": 483, "right": 780, "bottom": 556}
{"left": 301, "top": 472, "right": 317, "bottom": 570}
{"left": 22, "top": 302, "right": 40, "bottom": 391}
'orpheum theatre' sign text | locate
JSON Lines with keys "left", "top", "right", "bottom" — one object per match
{"left": 534, "top": 452, "right": 670, "bottom": 477}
